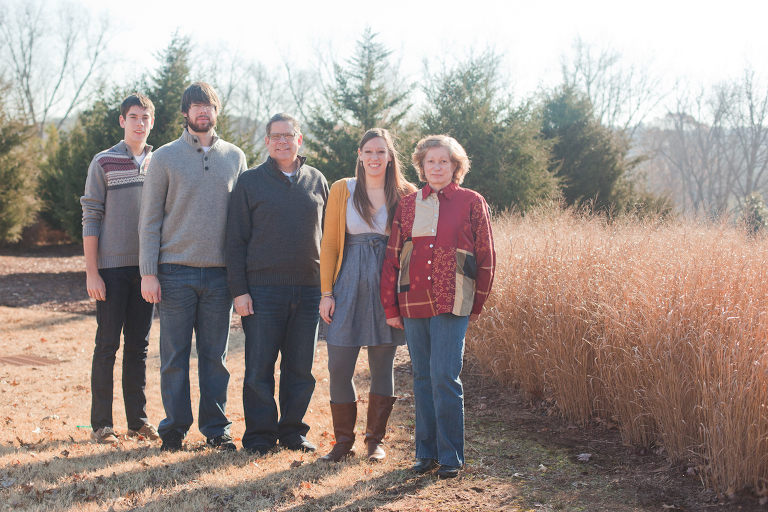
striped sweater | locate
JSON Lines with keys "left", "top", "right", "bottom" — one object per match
{"left": 81, "top": 141, "right": 152, "bottom": 268}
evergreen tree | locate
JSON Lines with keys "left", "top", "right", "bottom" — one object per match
{"left": 540, "top": 85, "right": 631, "bottom": 208}
{"left": 39, "top": 91, "right": 124, "bottom": 241}
{"left": 0, "top": 88, "right": 40, "bottom": 243}
{"left": 419, "top": 53, "right": 557, "bottom": 210}
{"left": 306, "top": 28, "right": 413, "bottom": 184}
{"left": 148, "top": 34, "right": 191, "bottom": 148}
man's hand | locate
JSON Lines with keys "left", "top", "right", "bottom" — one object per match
{"left": 142, "top": 275, "right": 162, "bottom": 303}
{"left": 234, "top": 293, "right": 254, "bottom": 317}
{"left": 319, "top": 296, "right": 335, "bottom": 324}
{"left": 386, "top": 316, "right": 404, "bottom": 330}
{"left": 86, "top": 272, "right": 106, "bottom": 301}
{"left": 469, "top": 313, "right": 481, "bottom": 322}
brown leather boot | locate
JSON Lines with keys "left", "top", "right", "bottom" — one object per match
{"left": 364, "top": 393, "right": 397, "bottom": 461}
{"left": 319, "top": 401, "right": 357, "bottom": 462}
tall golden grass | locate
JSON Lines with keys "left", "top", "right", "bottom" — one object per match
{"left": 469, "top": 207, "right": 768, "bottom": 495}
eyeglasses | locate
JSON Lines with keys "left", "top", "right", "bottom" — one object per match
{"left": 190, "top": 103, "right": 216, "bottom": 111}
{"left": 268, "top": 132, "right": 297, "bottom": 141}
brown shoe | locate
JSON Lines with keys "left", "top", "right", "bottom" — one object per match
{"left": 364, "top": 393, "right": 397, "bottom": 461}
{"left": 126, "top": 423, "right": 160, "bottom": 441}
{"left": 91, "top": 426, "right": 119, "bottom": 445}
{"left": 319, "top": 401, "right": 357, "bottom": 462}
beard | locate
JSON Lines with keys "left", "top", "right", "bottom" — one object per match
{"left": 186, "top": 115, "right": 216, "bottom": 134}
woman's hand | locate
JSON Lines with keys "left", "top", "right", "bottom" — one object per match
{"left": 319, "top": 296, "right": 335, "bottom": 324}
{"left": 234, "top": 293, "right": 254, "bottom": 317}
{"left": 386, "top": 316, "right": 404, "bottom": 330}
{"left": 469, "top": 313, "right": 481, "bottom": 322}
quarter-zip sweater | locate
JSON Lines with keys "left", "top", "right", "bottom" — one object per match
{"left": 226, "top": 156, "right": 329, "bottom": 297}
{"left": 81, "top": 141, "right": 152, "bottom": 268}
{"left": 139, "top": 129, "right": 247, "bottom": 276}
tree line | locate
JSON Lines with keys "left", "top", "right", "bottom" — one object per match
{"left": 1, "top": 3, "right": 764, "bottom": 244}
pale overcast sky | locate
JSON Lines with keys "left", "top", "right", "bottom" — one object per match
{"left": 75, "top": 0, "right": 766, "bottom": 109}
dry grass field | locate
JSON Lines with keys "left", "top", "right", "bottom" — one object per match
{"left": 0, "top": 236, "right": 765, "bottom": 511}
{"left": 472, "top": 208, "right": 768, "bottom": 501}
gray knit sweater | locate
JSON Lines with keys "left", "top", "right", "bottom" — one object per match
{"left": 81, "top": 141, "right": 152, "bottom": 268}
{"left": 226, "top": 156, "right": 329, "bottom": 297}
{"left": 139, "top": 129, "right": 247, "bottom": 276}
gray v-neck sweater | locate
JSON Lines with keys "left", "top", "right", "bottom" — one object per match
{"left": 139, "top": 129, "right": 247, "bottom": 276}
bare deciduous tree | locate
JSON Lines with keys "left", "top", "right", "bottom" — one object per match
{"left": 717, "top": 69, "right": 768, "bottom": 200}
{"left": 0, "top": 0, "right": 111, "bottom": 135}
{"left": 562, "top": 37, "right": 669, "bottom": 137}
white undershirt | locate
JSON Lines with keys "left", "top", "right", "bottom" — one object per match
{"left": 202, "top": 146, "right": 211, "bottom": 154}
{"left": 135, "top": 152, "right": 146, "bottom": 167}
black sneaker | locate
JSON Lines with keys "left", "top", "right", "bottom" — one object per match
{"left": 161, "top": 430, "right": 184, "bottom": 452}
{"left": 284, "top": 439, "right": 316, "bottom": 453}
{"left": 242, "top": 445, "right": 272, "bottom": 457}
{"left": 207, "top": 434, "right": 237, "bottom": 451}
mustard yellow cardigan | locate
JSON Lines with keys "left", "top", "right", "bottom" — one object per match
{"left": 320, "top": 178, "right": 352, "bottom": 293}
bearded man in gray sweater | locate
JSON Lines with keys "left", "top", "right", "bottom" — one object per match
{"left": 139, "top": 82, "right": 247, "bottom": 452}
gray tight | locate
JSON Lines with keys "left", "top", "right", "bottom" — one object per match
{"left": 326, "top": 344, "right": 398, "bottom": 403}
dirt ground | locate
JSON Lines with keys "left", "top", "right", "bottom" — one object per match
{"left": 0, "top": 244, "right": 764, "bottom": 511}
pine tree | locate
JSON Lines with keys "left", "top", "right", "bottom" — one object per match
{"left": 0, "top": 87, "right": 40, "bottom": 243}
{"left": 148, "top": 34, "right": 191, "bottom": 148}
{"left": 540, "top": 85, "right": 631, "bottom": 209}
{"left": 419, "top": 53, "right": 557, "bottom": 210}
{"left": 305, "top": 28, "right": 413, "bottom": 184}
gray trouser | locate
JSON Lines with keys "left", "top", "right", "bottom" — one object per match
{"left": 326, "top": 344, "right": 398, "bottom": 403}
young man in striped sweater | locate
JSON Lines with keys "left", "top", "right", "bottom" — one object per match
{"left": 81, "top": 93, "right": 160, "bottom": 445}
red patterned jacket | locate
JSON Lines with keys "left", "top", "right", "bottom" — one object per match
{"left": 380, "top": 182, "right": 496, "bottom": 319}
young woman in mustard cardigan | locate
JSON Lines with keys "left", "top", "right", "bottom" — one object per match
{"left": 318, "top": 128, "right": 416, "bottom": 462}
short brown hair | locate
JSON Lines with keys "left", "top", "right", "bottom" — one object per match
{"left": 181, "top": 82, "right": 221, "bottom": 116}
{"left": 266, "top": 113, "right": 301, "bottom": 136}
{"left": 121, "top": 93, "right": 154, "bottom": 119}
{"left": 411, "top": 135, "right": 471, "bottom": 185}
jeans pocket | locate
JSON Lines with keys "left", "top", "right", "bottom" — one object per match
{"left": 158, "top": 263, "right": 181, "bottom": 275}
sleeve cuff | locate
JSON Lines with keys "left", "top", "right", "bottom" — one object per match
{"left": 82, "top": 226, "right": 100, "bottom": 237}
{"left": 229, "top": 282, "right": 250, "bottom": 299}
{"left": 140, "top": 262, "right": 158, "bottom": 277}
{"left": 384, "top": 306, "right": 401, "bottom": 319}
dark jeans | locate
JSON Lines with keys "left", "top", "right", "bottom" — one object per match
{"left": 241, "top": 285, "right": 320, "bottom": 451}
{"left": 156, "top": 264, "right": 233, "bottom": 440}
{"left": 91, "top": 266, "right": 154, "bottom": 431}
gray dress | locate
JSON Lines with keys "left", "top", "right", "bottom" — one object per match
{"left": 325, "top": 180, "right": 406, "bottom": 347}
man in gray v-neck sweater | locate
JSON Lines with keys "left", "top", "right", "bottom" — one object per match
{"left": 139, "top": 83, "right": 247, "bottom": 452}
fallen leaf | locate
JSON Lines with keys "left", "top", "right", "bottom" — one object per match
{"left": 290, "top": 460, "right": 303, "bottom": 468}
{"left": 301, "top": 482, "right": 311, "bottom": 489}
{"left": 653, "top": 464, "right": 672, "bottom": 473}
{"left": 1, "top": 478, "right": 16, "bottom": 488}
{"left": 577, "top": 453, "right": 591, "bottom": 461}
{"left": 538, "top": 464, "right": 547, "bottom": 472}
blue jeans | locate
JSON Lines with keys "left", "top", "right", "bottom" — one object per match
{"left": 241, "top": 285, "right": 320, "bottom": 451}
{"left": 404, "top": 313, "right": 469, "bottom": 467}
{"left": 91, "top": 266, "right": 154, "bottom": 432}
{"left": 156, "top": 264, "right": 233, "bottom": 440}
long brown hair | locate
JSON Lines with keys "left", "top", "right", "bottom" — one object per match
{"left": 353, "top": 128, "right": 416, "bottom": 230}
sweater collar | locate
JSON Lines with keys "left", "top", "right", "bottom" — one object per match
{"left": 266, "top": 155, "right": 307, "bottom": 177}
{"left": 421, "top": 181, "right": 458, "bottom": 200}
{"left": 115, "top": 140, "right": 153, "bottom": 158}
{"left": 181, "top": 128, "right": 219, "bottom": 152}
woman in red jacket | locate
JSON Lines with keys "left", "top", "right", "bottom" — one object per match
{"left": 381, "top": 135, "right": 496, "bottom": 478}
